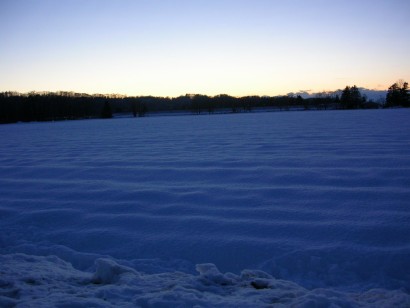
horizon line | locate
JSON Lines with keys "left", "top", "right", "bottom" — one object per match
{"left": 0, "top": 86, "right": 389, "bottom": 99}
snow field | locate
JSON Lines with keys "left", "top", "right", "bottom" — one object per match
{"left": 1, "top": 109, "right": 410, "bottom": 306}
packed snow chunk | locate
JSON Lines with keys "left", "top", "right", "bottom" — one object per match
{"left": 1, "top": 253, "right": 410, "bottom": 307}
{"left": 0, "top": 253, "right": 95, "bottom": 307}
{"left": 240, "top": 269, "right": 275, "bottom": 290}
{"left": 92, "top": 258, "right": 139, "bottom": 284}
{"left": 250, "top": 279, "right": 271, "bottom": 290}
{"left": 196, "top": 263, "right": 238, "bottom": 286}
{"left": 240, "top": 269, "right": 273, "bottom": 280}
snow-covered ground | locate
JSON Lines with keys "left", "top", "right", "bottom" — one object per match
{"left": 1, "top": 109, "right": 409, "bottom": 306}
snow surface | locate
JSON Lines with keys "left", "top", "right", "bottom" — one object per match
{"left": 1, "top": 109, "right": 410, "bottom": 306}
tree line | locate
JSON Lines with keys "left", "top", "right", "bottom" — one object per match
{"left": 385, "top": 80, "right": 409, "bottom": 108}
{"left": 0, "top": 81, "right": 408, "bottom": 124}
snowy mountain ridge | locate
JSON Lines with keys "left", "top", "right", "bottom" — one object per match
{"left": 289, "top": 88, "right": 387, "bottom": 102}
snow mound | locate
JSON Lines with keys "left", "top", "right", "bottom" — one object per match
{"left": 1, "top": 253, "right": 409, "bottom": 307}
{"left": 92, "top": 258, "right": 139, "bottom": 285}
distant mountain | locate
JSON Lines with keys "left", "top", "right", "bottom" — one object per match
{"left": 289, "top": 88, "right": 387, "bottom": 103}
{"left": 358, "top": 88, "right": 387, "bottom": 103}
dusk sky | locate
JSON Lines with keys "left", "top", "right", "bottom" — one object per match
{"left": 1, "top": 0, "right": 409, "bottom": 97}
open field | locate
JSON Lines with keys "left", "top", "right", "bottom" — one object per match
{"left": 1, "top": 109, "right": 409, "bottom": 306}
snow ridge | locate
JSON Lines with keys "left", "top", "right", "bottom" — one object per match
{"left": 1, "top": 254, "right": 409, "bottom": 307}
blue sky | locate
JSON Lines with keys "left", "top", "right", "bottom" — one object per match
{"left": 1, "top": 0, "right": 409, "bottom": 97}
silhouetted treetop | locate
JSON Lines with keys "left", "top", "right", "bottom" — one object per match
{"left": 386, "top": 80, "right": 409, "bottom": 108}
{"left": 341, "top": 85, "right": 365, "bottom": 109}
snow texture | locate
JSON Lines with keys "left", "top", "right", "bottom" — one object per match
{"left": 1, "top": 254, "right": 409, "bottom": 307}
{"left": 1, "top": 109, "right": 410, "bottom": 306}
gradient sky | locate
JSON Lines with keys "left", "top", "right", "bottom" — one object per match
{"left": 1, "top": 0, "right": 409, "bottom": 97}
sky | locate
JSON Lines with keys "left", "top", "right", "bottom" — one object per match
{"left": 1, "top": 0, "right": 409, "bottom": 97}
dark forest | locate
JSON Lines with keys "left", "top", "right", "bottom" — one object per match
{"left": 0, "top": 82, "right": 408, "bottom": 124}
